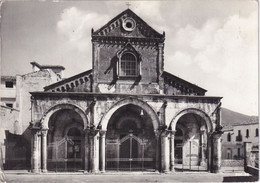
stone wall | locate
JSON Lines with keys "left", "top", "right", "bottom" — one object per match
{"left": 92, "top": 42, "right": 161, "bottom": 94}
{"left": 16, "top": 69, "right": 60, "bottom": 133}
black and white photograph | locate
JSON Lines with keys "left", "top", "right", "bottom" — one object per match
{"left": 0, "top": 0, "right": 258, "bottom": 182}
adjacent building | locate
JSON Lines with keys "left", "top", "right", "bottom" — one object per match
{"left": 222, "top": 117, "right": 259, "bottom": 160}
{"left": 0, "top": 62, "right": 64, "bottom": 169}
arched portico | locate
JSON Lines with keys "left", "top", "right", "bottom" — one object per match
{"left": 98, "top": 97, "right": 162, "bottom": 172}
{"left": 41, "top": 103, "right": 88, "bottom": 130}
{"left": 100, "top": 97, "right": 160, "bottom": 131}
{"left": 170, "top": 108, "right": 213, "bottom": 133}
{"left": 169, "top": 108, "right": 213, "bottom": 172}
{"left": 32, "top": 103, "right": 89, "bottom": 173}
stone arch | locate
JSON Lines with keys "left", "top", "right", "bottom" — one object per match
{"left": 100, "top": 97, "right": 160, "bottom": 131}
{"left": 170, "top": 108, "right": 213, "bottom": 133}
{"left": 41, "top": 103, "right": 88, "bottom": 130}
{"left": 116, "top": 116, "right": 142, "bottom": 129}
{"left": 63, "top": 122, "right": 84, "bottom": 137}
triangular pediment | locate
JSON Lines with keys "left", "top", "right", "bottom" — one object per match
{"left": 117, "top": 42, "right": 141, "bottom": 59}
{"left": 92, "top": 9, "right": 164, "bottom": 39}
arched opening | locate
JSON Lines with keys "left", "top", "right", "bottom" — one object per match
{"left": 47, "top": 109, "right": 84, "bottom": 172}
{"left": 174, "top": 113, "right": 208, "bottom": 171}
{"left": 105, "top": 104, "right": 156, "bottom": 171}
{"left": 120, "top": 52, "right": 138, "bottom": 77}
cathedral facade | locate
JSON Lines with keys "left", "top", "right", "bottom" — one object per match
{"left": 30, "top": 9, "right": 222, "bottom": 173}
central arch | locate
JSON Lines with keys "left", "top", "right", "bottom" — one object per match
{"left": 100, "top": 97, "right": 160, "bottom": 131}
{"left": 102, "top": 98, "right": 159, "bottom": 171}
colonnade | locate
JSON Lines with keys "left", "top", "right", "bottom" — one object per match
{"left": 31, "top": 128, "right": 222, "bottom": 173}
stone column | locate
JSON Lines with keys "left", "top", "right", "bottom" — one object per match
{"left": 90, "top": 130, "right": 100, "bottom": 173}
{"left": 31, "top": 130, "right": 40, "bottom": 173}
{"left": 41, "top": 129, "right": 48, "bottom": 173}
{"left": 100, "top": 130, "right": 106, "bottom": 173}
{"left": 170, "top": 131, "right": 176, "bottom": 172}
{"left": 161, "top": 131, "right": 170, "bottom": 173}
{"left": 212, "top": 132, "right": 222, "bottom": 173}
{"left": 244, "top": 142, "right": 252, "bottom": 171}
{"left": 154, "top": 130, "right": 161, "bottom": 171}
{"left": 84, "top": 129, "right": 89, "bottom": 173}
{"left": 200, "top": 130, "right": 206, "bottom": 166}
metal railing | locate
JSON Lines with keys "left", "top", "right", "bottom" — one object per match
{"left": 221, "top": 159, "right": 244, "bottom": 172}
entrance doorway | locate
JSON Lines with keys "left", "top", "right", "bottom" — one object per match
{"left": 119, "top": 132, "right": 145, "bottom": 170}
{"left": 106, "top": 104, "right": 156, "bottom": 171}
{"left": 47, "top": 109, "right": 84, "bottom": 172}
{"left": 174, "top": 113, "right": 208, "bottom": 171}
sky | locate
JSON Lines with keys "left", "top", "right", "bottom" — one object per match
{"left": 1, "top": 0, "right": 258, "bottom": 116}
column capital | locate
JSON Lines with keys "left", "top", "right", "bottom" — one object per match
{"left": 200, "top": 129, "right": 206, "bottom": 134}
{"left": 31, "top": 129, "right": 41, "bottom": 135}
{"left": 212, "top": 131, "right": 223, "bottom": 139}
{"left": 161, "top": 130, "right": 171, "bottom": 137}
{"left": 41, "top": 129, "right": 48, "bottom": 134}
{"left": 99, "top": 130, "right": 106, "bottom": 137}
{"left": 169, "top": 130, "right": 176, "bottom": 138}
{"left": 85, "top": 128, "right": 100, "bottom": 137}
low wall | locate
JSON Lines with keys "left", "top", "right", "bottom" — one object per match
{"left": 246, "top": 165, "right": 259, "bottom": 176}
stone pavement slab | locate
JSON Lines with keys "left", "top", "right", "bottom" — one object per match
{"left": 3, "top": 172, "right": 259, "bottom": 183}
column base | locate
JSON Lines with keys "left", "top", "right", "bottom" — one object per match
{"left": 162, "top": 170, "right": 170, "bottom": 174}
{"left": 31, "top": 169, "right": 40, "bottom": 174}
{"left": 170, "top": 168, "right": 175, "bottom": 173}
{"left": 211, "top": 168, "right": 222, "bottom": 173}
{"left": 200, "top": 160, "right": 207, "bottom": 166}
{"left": 92, "top": 170, "right": 100, "bottom": 174}
{"left": 100, "top": 170, "right": 105, "bottom": 173}
{"left": 84, "top": 170, "right": 89, "bottom": 174}
{"left": 42, "top": 169, "right": 47, "bottom": 173}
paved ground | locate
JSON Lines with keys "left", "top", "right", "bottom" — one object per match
{"left": 2, "top": 172, "right": 259, "bottom": 183}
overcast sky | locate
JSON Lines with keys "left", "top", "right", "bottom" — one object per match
{"left": 1, "top": 0, "right": 258, "bottom": 116}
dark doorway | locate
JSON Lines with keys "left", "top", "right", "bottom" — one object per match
{"left": 106, "top": 104, "right": 156, "bottom": 171}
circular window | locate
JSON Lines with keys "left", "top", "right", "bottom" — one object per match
{"left": 122, "top": 18, "right": 136, "bottom": 31}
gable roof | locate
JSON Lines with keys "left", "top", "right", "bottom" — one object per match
{"left": 92, "top": 8, "right": 165, "bottom": 40}
{"left": 31, "top": 61, "right": 65, "bottom": 70}
{"left": 1, "top": 76, "right": 16, "bottom": 81}
{"left": 44, "top": 69, "right": 92, "bottom": 91}
{"left": 233, "top": 116, "right": 259, "bottom": 126}
{"left": 162, "top": 71, "right": 207, "bottom": 94}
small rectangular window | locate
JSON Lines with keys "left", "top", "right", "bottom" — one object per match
{"left": 6, "top": 103, "right": 13, "bottom": 108}
{"left": 5, "top": 81, "right": 14, "bottom": 88}
{"left": 238, "top": 130, "right": 241, "bottom": 136}
{"left": 238, "top": 148, "right": 240, "bottom": 157}
{"left": 246, "top": 129, "right": 249, "bottom": 138}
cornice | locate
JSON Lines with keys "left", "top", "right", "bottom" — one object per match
{"left": 92, "top": 35, "right": 164, "bottom": 45}
{"left": 30, "top": 91, "right": 222, "bottom": 103}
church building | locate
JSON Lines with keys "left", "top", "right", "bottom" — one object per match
{"left": 30, "top": 9, "right": 223, "bottom": 173}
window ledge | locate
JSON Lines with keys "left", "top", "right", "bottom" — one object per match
{"left": 117, "top": 75, "right": 141, "bottom": 80}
